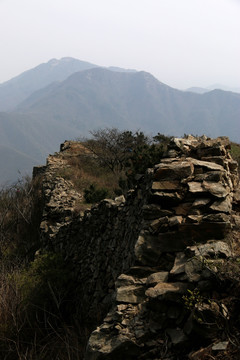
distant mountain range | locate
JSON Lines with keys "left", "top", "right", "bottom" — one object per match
{"left": 186, "top": 85, "right": 240, "bottom": 94}
{"left": 0, "top": 57, "right": 239, "bottom": 185}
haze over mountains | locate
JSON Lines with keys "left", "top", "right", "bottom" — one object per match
{"left": 0, "top": 57, "right": 239, "bottom": 185}
{"left": 186, "top": 85, "right": 240, "bottom": 94}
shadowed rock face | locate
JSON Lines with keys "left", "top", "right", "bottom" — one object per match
{"left": 34, "top": 136, "right": 239, "bottom": 359}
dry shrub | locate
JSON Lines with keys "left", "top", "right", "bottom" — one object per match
{"left": 59, "top": 153, "right": 122, "bottom": 199}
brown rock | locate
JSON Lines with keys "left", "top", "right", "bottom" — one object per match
{"left": 170, "top": 252, "right": 187, "bottom": 275}
{"left": 142, "top": 204, "right": 173, "bottom": 220}
{"left": 210, "top": 196, "right": 232, "bottom": 213}
{"left": 152, "top": 180, "right": 181, "bottom": 191}
{"left": 201, "top": 156, "right": 225, "bottom": 167}
{"left": 187, "top": 215, "right": 203, "bottom": 223}
{"left": 192, "top": 198, "right": 211, "bottom": 207}
{"left": 202, "top": 181, "right": 230, "bottom": 198}
{"left": 188, "top": 182, "right": 204, "bottom": 193}
{"left": 115, "top": 275, "right": 137, "bottom": 288}
{"left": 185, "top": 257, "right": 203, "bottom": 282}
{"left": 194, "top": 171, "right": 224, "bottom": 182}
{"left": 187, "top": 158, "right": 225, "bottom": 171}
{"left": 150, "top": 217, "right": 168, "bottom": 232}
{"left": 168, "top": 216, "right": 183, "bottom": 226}
{"left": 146, "top": 272, "right": 169, "bottom": 287}
{"left": 146, "top": 282, "right": 188, "bottom": 299}
{"left": 228, "top": 159, "right": 238, "bottom": 172}
{"left": 173, "top": 202, "right": 193, "bottom": 215}
{"left": 233, "top": 189, "right": 240, "bottom": 204}
{"left": 154, "top": 161, "right": 194, "bottom": 180}
{"left": 116, "top": 285, "right": 145, "bottom": 304}
{"left": 151, "top": 191, "right": 183, "bottom": 204}
{"left": 166, "top": 328, "right": 188, "bottom": 346}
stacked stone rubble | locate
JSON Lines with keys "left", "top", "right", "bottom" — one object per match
{"left": 34, "top": 136, "right": 239, "bottom": 359}
{"left": 36, "top": 145, "right": 150, "bottom": 327}
{"left": 85, "top": 136, "right": 239, "bottom": 360}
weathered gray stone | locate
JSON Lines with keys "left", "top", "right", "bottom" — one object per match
{"left": 187, "top": 241, "right": 232, "bottom": 259}
{"left": 85, "top": 332, "right": 141, "bottom": 360}
{"left": 233, "top": 189, "right": 240, "bottom": 204}
{"left": 212, "top": 341, "right": 229, "bottom": 351}
{"left": 192, "top": 198, "right": 211, "bottom": 208}
{"left": 187, "top": 157, "right": 225, "bottom": 171}
{"left": 187, "top": 215, "right": 203, "bottom": 223}
{"left": 151, "top": 191, "right": 183, "bottom": 204}
{"left": 146, "top": 282, "right": 188, "bottom": 300}
{"left": 228, "top": 159, "right": 238, "bottom": 172}
{"left": 188, "top": 182, "right": 204, "bottom": 193}
{"left": 185, "top": 257, "right": 203, "bottom": 282}
{"left": 170, "top": 252, "right": 187, "bottom": 275}
{"left": 210, "top": 196, "right": 232, "bottom": 213}
{"left": 168, "top": 216, "right": 183, "bottom": 226}
{"left": 115, "top": 275, "right": 137, "bottom": 288}
{"left": 166, "top": 328, "right": 188, "bottom": 345}
{"left": 116, "top": 285, "right": 145, "bottom": 304}
{"left": 154, "top": 161, "right": 194, "bottom": 180}
{"left": 202, "top": 181, "right": 230, "bottom": 198}
{"left": 150, "top": 217, "right": 168, "bottom": 232}
{"left": 146, "top": 272, "right": 169, "bottom": 287}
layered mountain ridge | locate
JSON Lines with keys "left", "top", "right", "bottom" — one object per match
{"left": 0, "top": 57, "right": 239, "bottom": 185}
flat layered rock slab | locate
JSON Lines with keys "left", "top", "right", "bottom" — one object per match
{"left": 146, "top": 282, "right": 188, "bottom": 299}
{"left": 187, "top": 158, "right": 225, "bottom": 171}
{"left": 202, "top": 181, "right": 230, "bottom": 198}
{"left": 146, "top": 272, "right": 169, "bottom": 287}
{"left": 194, "top": 171, "right": 224, "bottom": 182}
{"left": 210, "top": 196, "right": 232, "bottom": 213}
{"left": 152, "top": 181, "right": 181, "bottom": 191}
{"left": 116, "top": 285, "right": 145, "bottom": 304}
{"left": 187, "top": 240, "right": 232, "bottom": 258}
{"left": 151, "top": 191, "right": 183, "bottom": 204}
{"left": 154, "top": 161, "right": 194, "bottom": 180}
{"left": 188, "top": 182, "right": 205, "bottom": 193}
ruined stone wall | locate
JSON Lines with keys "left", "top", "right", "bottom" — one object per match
{"left": 36, "top": 151, "right": 151, "bottom": 325}
{"left": 86, "top": 136, "right": 239, "bottom": 360}
{"left": 34, "top": 136, "right": 239, "bottom": 359}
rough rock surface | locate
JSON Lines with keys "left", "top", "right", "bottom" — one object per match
{"left": 33, "top": 135, "right": 239, "bottom": 359}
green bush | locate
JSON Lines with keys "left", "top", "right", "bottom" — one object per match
{"left": 15, "top": 252, "right": 74, "bottom": 322}
{"left": 84, "top": 184, "right": 109, "bottom": 203}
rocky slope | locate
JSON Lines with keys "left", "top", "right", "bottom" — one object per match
{"left": 33, "top": 135, "right": 240, "bottom": 359}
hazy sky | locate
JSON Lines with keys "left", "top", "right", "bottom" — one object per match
{"left": 0, "top": 0, "right": 239, "bottom": 89}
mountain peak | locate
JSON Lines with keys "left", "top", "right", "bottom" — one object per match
{"left": 48, "top": 58, "right": 60, "bottom": 66}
